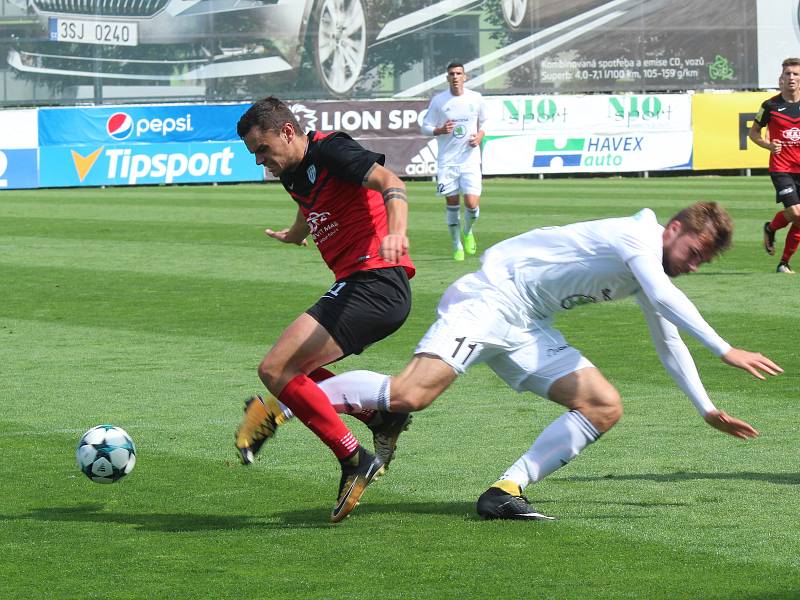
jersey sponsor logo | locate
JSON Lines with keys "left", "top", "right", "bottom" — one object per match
{"left": 560, "top": 294, "right": 598, "bottom": 309}
{"left": 306, "top": 211, "right": 334, "bottom": 236}
{"left": 778, "top": 107, "right": 788, "bottom": 112}
{"left": 453, "top": 124, "right": 467, "bottom": 138}
{"left": 560, "top": 289, "right": 613, "bottom": 310}
{"left": 405, "top": 139, "right": 438, "bottom": 176}
{"left": 782, "top": 127, "right": 800, "bottom": 143}
{"left": 307, "top": 164, "right": 317, "bottom": 183}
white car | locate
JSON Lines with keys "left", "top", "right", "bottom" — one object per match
{"left": 7, "top": 0, "right": 545, "bottom": 96}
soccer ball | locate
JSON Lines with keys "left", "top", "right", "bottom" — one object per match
{"left": 76, "top": 425, "right": 136, "bottom": 483}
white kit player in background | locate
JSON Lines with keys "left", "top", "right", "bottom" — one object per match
{"left": 313, "top": 202, "right": 783, "bottom": 520}
{"left": 421, "top": 62, "right": 487, "bottom": 261}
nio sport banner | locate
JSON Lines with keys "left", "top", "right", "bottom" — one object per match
{"left": 485, "top": 94, "right": 692, "bottom": 133}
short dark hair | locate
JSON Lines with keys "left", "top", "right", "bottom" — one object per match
{"left": 668, "top": 201, "right": 733, "bottom": 257}
{"left": 446, "top": 62, "right": 464, "bottom": 73}
{"left": 782, "top": 57, "right": 800, "bottom": 69}
{"left": 236, "top": 96, "right": 302, "bottom": 139}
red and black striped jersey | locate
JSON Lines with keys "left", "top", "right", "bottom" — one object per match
{"left": 279, "top": 130, "right": 415, "bottom": 281}
{"left": 755, "top": 94, "right": 800, "bottom": 172}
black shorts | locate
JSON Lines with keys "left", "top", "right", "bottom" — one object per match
{"left": 306, "top": 266, "right": 412, "bottom": 357}
{"left": 770, "top": 172, "right": 800, "bottom": 207}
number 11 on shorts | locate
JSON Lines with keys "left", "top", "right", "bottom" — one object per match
{"left": 452, "top": 336, "right": 477, "bottom": 364}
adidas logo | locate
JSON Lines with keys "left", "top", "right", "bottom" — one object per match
{"left": 405, "top": 139, "right": 438, "bottom": 176}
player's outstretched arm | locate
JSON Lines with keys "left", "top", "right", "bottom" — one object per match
{"left": 265, "top": 207, "right": 309, "bottom": 246}
{"left": 703, "top": 409, "right": 759, "bottom": 440}
{"left": 721, "top": 347, "right": 783, "bottom": 380}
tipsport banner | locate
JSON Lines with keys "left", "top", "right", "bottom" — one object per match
{"left": 482, "top": 132, "right": 693, "bottom": 175}
{"left": 39, "top": 141, "right": 264, "bottom": 187}
{"left": 38, "top": 103, "right": 250, "bottom": 146}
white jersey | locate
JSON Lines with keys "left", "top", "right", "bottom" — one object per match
{"left": 478, "top": 209, "right": 659, "bottom": 321}
{"left": 422, "top": 88, "right": 486, "bottom": 168}
{"left": 469, "top": 208, "right": 729, "bottom": 355}
{"left": 436, "top": 208, "right": 731, "bottom": 415}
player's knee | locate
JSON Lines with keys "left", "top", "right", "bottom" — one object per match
{"left": 584, "top": 391, "right": 623, "bottom": 432}
{"left": 257, "top": 357, "right": 282, "bottom": 392}
{"left": 389, "top": 382, "right": 435, "bottom": 412}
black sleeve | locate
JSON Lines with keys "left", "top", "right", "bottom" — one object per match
{"left": 755, "top": 99, "right": 771, "bottom": 127}
{"left": 316, "top": 132, "right": 386, "bottom": 185}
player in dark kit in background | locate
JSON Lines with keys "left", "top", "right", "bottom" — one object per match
{"left": 234, "top": 96, "right": 416, "bottom": 522}
{"left": 750, "top": 57, "right": 800, "bottom": 274}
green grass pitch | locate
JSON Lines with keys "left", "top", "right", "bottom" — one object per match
{"left": 1, "top": 177, "right": 798, "bottom": 599}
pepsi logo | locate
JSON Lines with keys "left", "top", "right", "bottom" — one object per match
{"left": 106, "top": 112, "right": 133, "bottom": 141}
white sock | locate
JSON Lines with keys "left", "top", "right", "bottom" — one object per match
{"left": 446, "top": 205, "right": 462, "bottom": 249}
{"left": 500, "top": 410, "right": 600, "bottom": 490}
{"left": 463, "top": 206, "right": 479, "bottom": 236}
{"left": 317, "top": 370, "right": 391, "bottom": 413}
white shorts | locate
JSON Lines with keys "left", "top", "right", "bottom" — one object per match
{"left": 436, "top": 165, "right": 482, "bottom": 197}
{"left": 415, "top": 276, "right": 594, "bottom": 398}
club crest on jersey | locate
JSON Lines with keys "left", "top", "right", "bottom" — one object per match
{"left": 307, "top": 165, "right": 317, "bottom": 183}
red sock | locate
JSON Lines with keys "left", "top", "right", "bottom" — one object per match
{"left": 770, "top": 211, "right": 789, "bottom": 232}
{"left": 278, "top": 374, "right": 359, "bottom": 460}
{"left": 308, "top": 367, "right": 335, "bottom": 383}
{"left": 308, "top": 367, "right": 375, "bottom": 422}
{"left": 781, "top": 224, "right": 800, "bottom": 263}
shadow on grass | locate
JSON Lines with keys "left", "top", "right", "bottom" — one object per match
{"left": 15, "top": 504, "right": 331, "bottom": 532}
{"left": 565, "top": 471, "right": 800, "bottom": 485}
{"left": 12, "top": 501, "right": 479, "bottom": 532}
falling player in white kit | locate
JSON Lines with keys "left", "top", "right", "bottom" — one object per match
{"left": 314, "top": 202, "right": 783, "bottom": 520}
{"left": 421, "top": 62, "right": 487, "bottom": 261}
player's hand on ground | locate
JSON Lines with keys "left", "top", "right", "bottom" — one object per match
{"left": 721, "top": 348, "right": 783, "bottom": 380}
{"left": 703, "top": 409, "right": 759, "bottom": 440}
{"left": 379, "top": 233, "right": 409, "bottom": 263}
{"left": 264, "top": 228, "right": 308, "bottom": 246}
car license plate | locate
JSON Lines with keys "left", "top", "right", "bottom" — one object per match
{"left": 49, "top": 17, "right": 138, "bottom": 47}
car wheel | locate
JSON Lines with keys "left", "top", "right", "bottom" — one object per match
{"left": 501, "top": 0, "right": 532, "bottom": 30}
{"left": 312, "top": 0, "right": 367, "bottom": 96}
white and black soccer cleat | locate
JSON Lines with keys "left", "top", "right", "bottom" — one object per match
{"left": 476, "top": 486, "right": 556, "bottom": 521}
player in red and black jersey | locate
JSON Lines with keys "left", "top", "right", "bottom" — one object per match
{"left": 234, "top": 97, "right": 415, "bottom": 522}
{"left": 750, "top": 57, "right": 800, "bottom": 273}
